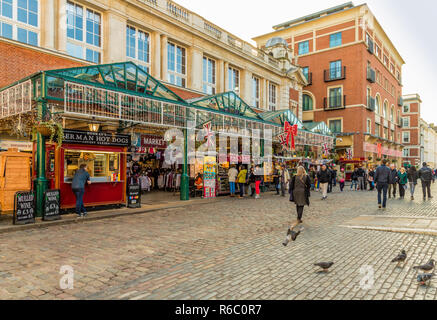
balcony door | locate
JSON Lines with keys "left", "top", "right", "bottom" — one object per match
{"left": 330, "top": 60, "right": 342, "bottom": 80}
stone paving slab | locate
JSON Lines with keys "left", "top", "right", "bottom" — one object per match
{"left": 0, "top": 185, "right": 437, "bottom": 300}
{"left": 341, "top": 215, "right": 437, "bottom": 235}
{"left": 0, "top": 197, "right": 220, "bottom": 234}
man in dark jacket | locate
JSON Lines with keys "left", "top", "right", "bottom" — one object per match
{"left": 418, "top": 162, "right": 434, "bottom": 200}
{"left": 374, "top": 159, "right": 391, "bottom": 209}
{"left": 72, "top": 164, "right": 91, "bottom": 217}
{"left": 357, "top": 167, "right": 365, "bottom": 191}
{"left": 317, "top": 165, "right": 331, "bottom": 200}
{"left": 388, "top": 164, "right": 398, "bottom": 199}
{"left": 327, "top": 166, "right": 333, "bottom": 193}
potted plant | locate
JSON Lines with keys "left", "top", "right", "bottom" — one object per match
{"left": 368, "top": 156, "right": 373, "bottom": 161}
{"left": 32, "top": 120, "right": 64, "bottom": 148}
{"left": 376, "top": 157, "right": 382, "bottom": 162}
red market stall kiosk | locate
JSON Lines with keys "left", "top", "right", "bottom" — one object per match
{"left": 339, "top": 157, "right": 366, "bottom": 181}
{"left": 58, "top": 130, "right": 129, "bottom": 210}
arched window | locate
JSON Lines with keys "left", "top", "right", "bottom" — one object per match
{"left": 383, "top": 101, "right": 388, "bottom": 118}
{"left": 303, "top": 94, "right": 313, "bottom": 111}
{"left": 375, "top": 95, "right": 381, "bottom": 114}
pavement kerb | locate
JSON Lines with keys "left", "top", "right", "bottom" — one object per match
{"left": 0, "top": 198, "right": 222, "bottom": 235}
{"left": 339, "top": 225, "right": 437, "bottom": 236}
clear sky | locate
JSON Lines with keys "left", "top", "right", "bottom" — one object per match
{"left": 176, "top": 0, "right": 437, "bottom": 124}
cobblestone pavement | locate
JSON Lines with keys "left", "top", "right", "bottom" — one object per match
{"left": 1, "top": 183, "right": 437, "bottom": 300}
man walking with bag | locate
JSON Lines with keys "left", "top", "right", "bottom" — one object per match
{"left": 419, "top": 162, "right": 434, "bottom": 200}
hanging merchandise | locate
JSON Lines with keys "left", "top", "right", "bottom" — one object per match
{"left": 203, "top": 156, "right": 217, "bottom": 199}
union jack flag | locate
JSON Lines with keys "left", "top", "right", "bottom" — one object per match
{"left": 322, "top": 143, "right": 330, "bottom": 156}
{"left": 346, "top": 148, "right": 353, "bottom": 160}
{"left": 203, "top": 121, "right": 215, "bottom": 148}
{"left": 278, "top": 132, "right": 289, "bottom": 151}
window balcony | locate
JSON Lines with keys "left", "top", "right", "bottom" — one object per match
{"left": 324, "top": 95, "right": 346, "bottom": 110}
{"left": 398, "top": 96, "right": 403, "bottom": 106}
{"left": 367, "top": 96, "right": 375, "bottom": 111}
{"left": 324, "top": 66, "right": 346, "bottom": 82}
{"left": 367, "top": 67, "right": 376, "bottom": 83}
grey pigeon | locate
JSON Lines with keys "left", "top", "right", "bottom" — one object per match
{"left": 417, "top": 273, "right": 434, "bottom": 286}
{"left": 391, "top": 250, "right": 407, "bottom": 264}
{"left": 282, "top": 229, "right": 301, "bottom": 247}
{"left": 413, "top": 259, "right": 435, "bottom": 272}
{"left": 314, "top": 262, "right": 334, "bottom": 272}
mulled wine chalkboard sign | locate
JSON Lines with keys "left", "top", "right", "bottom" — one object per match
{"left": 43, "top": 189, "right": 61, "bottom": 221}
{"left": 13, "top": 191, "right": 35, "bottom": 225}
{"left": 127, "top": 184, "right": 141, "bottom": 208}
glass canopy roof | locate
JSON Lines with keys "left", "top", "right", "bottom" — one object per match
{"left": 303, "top": 121, "right": 333, "bottom": 136}
{"left": 45, "top": 62, "right": 185, "bottom": 103}
{"left": 190, "top": 91, "right": 261, "bottom": 120}
{"left": 258, "top": 110, "right": 305, "bottom": 129}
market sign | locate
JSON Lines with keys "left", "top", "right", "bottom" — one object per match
{"left": 43, "top": 189, "right": 61, "bottom": 221}
{"left": 0, "top": 140, "right": 33, "bottom": 151}
{"left": 127, "top": 184, "right": 141, "bottom": 208}
{"left": 141, "top": 135, "right": 167, "bottom": 148}
{"left": 13, "top": 191, "right": 35, "bottom": 225}
{"left": 63, "top": 130, "right": 131, "bottom": 147}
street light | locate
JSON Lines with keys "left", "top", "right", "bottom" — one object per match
{"left": 88, "top": 123, "right": 100, "bottom": 132}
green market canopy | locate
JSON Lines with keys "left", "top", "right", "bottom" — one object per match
{"left": 302, "top": 121, "right": 333, "bottom": 136}
{"left": 0, "top": 61, "right": 334, "bottom": 147}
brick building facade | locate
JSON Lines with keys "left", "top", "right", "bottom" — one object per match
{"left": 254, "top": 2, "right": 405, "bottom": 166}
{"left": 401, "top": 94, "right": 422, "bottom": 166}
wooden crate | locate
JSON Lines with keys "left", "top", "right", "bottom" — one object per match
{"left": 0, "top": 148, "right": 32, "bottom": 213}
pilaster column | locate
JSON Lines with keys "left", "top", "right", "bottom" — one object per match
{"left": 104, "top": 11, "right": 126, "bottom": 63}
{"left": 189, "top": 47, "right": 203, "bottom": 91}
{"left": 217, "top": 59, "right": 225, "bottom": 93}
{"left": 57, "top": 0, "right": 67, "bottom": 53}
{"left": 161, "top": 35, "right": 168, "bottom": 82}
{"left": 151, "top": 31, "right": 161, "bottom": 79}
{"left": 42, "top": 0, "right": 55, "bottom": 49}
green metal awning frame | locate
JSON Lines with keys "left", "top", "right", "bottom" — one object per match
{"left": 189, "top": 91, "right": 261, "bottom": 120}
{"left": 303, "top": 121, "right": 333, "bottom": 136}
{"left": 43, "top": 61, "right": 186, "bottom": 104}
{"left": 258, "top": 110, "right": 305, "bottom": 129}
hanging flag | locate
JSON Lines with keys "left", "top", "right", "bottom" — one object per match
{"left": 322, "top": 143, "right": 330, "bottom": 156}
{"left": 203, "top": 121, "right": 215, "bottom": 148}
{"left": 284, "top": 121, "right": 298, "bottom": 150}
{"left": 346, "top": 148, "right": 353, "bottom": 160}
{"left": 377, "top": 143, "right": 382, "bottom": 158}
{"left": 278, "top": 133, "right": 289, "bottom": 152}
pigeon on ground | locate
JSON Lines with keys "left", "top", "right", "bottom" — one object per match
{"left": 413, "top": 259, "right": 435, "bottom": 272}
{"left": 391, "top": 250, "right": 407, "bottom": 266}
{"left": 282, "top": 228, "right": 301, "bottom": 246}
{"left": 417, "top": 273, "right": 435, "bottom": 286}
{"left": 314, "top": 262, "right": 334, "bottom": 272}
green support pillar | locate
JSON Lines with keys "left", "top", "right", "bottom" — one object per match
{"left": 180, "top": 128, "right": 189, "bottom": 201}
{"left": 35, "top": 132, "right": 48, "bottom": 217}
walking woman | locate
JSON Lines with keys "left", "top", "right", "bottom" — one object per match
{"left": 237, "top": 165, "right": 247, "bottom": 198}
{"left": 289, "top": 166, "right": 311, "bottom": 224}
{"left": 338, "top": 168, "right": 346, "bottom": 192}
{"left": 407, "top": 165, "right": 418, "bottom": 200}
{"left": 398, "top": 167, "right": 408, "bottom": 199}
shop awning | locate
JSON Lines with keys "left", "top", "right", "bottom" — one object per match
{"left": 45, "top": 62, "right": 186, "bottom": 103}
{"left": 258, "top": 110, "right": 305, "bottom": 129}
{"left": 189, "top": 91, "right": 261, "bottom": 120}
{"left": 303, "top": 121, "right": 333, "bottom": 136}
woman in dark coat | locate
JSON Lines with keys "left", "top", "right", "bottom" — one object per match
{"left": 289, "top": 166, "right": 311, "bottom": 224}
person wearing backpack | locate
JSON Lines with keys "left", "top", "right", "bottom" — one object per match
{"left": 418, "top": 162, "right": 434, "bottom": 200}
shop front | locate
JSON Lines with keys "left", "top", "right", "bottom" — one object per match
{"left": 60, "top": 129, "right": 129, "bottom": 209}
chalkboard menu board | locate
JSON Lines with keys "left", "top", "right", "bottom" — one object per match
{"left": 13, "top": 191, "right": 35, "bottom": 225}
{"left": 43, "top": 189, "right": 61, "bottom": 221}
{"left": 127, "top": 184, "right": 141, "bottom": 208}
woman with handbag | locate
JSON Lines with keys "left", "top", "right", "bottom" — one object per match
{"left": 368, "top": 167, "right": 375, "bottom": 191}
{"left": 397, "top": 167, "right": 408, "bottom": 199}
{"left": 288, "top": 166, "right": 311, "bottom": 224}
